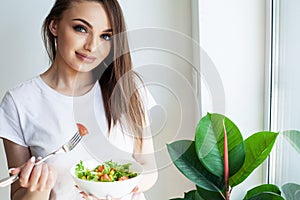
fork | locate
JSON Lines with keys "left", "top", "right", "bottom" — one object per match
{"left": 0, "top": 125, "right": 85, "bottom": 187}
{"left": 34, "top": 130, "right": 82, "bottom": 165}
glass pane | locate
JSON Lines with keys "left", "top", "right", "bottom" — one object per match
{"left": 272, "top": 0, "right": 300, "bottom": 185}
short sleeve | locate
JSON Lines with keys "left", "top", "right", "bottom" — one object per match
{"left": 0, "top": 92, "right": 27, "bottom": 147}
{"left": 137, "top": 86, "right": 157, "bottom": 130}
{"left": 139, "top": 87, "right": 156, "bottom": 111}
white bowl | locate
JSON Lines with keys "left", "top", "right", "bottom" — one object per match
{"left": 70, "top": 159, "right": 143, "bottom": 198}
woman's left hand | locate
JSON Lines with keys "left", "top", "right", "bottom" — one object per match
{"left": 81, "top": 193, "right": 119, "bottom": 200}
{"left": 79, "top": 190, "right": 120, "bottom": 200}
{"left": 76, "top": 185, "right": 139, "bottom": 200}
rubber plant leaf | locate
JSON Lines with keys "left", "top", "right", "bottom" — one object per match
{"left": 170, "top": 190, "right": 204, "bottom": 200}
{"left": 244, "top": 192, "right": 284, "bottom": 200}
{"left": 229, "top": 131, "right": 279, "bottom": 187}
{"left": 167, "top": 140, "right": 223, "bottom": 192}
{"left": 281, "top": 183, "right": 300, "bottom": 200}
{"left": 243, "top": 184, "right": 282, "bottom": 200}
{"left": 282, "top": 130, "right": 300, "bottom": 154}
{"left": 195, "top": 113, "right": 245, "bottom": 177}
{"left": 196, "top": 186, "right": 224, "bottom": 200}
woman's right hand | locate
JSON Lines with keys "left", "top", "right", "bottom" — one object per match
{"left": 9, "top": 156, "right": 57, "bottom": 192}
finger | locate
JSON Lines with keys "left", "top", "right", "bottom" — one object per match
{"left": 75, "top": 184, "right": 85, "bottom": 194}
{"left": 132, "top": 186, "right": 139, "bottom": 193}
{"left": 45, "top": 165, "right": 57, "bottom": 190}
{"left": 79, "top": 191, "right": 89, "bottom": 199}
{"left": 79, "top": 191, "right": 97, "bottom": 200}
{"left": 8, "top": 167, "right": 20, "bottom": 174}
{"left": 8, "top": 159, "right": 28, "bottom": 175}
{"left": 88, "top": 194, "right": 97, "bottom": 200}
{"left": 36, "top": 156, "right": 43, "bottom": 163}
{"left": 19, "top": 156, "right": 36, "bottom": 187}
{"left": 27, "top": 162, "right": 43, "bottom": 191}
{"left": 37, "top": 163, "right": 49, "bottom": 191}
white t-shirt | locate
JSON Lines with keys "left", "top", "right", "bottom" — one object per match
{"left": 0, "top": 76, "right": 155, "bottom": 200}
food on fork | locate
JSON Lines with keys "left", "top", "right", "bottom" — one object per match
{"left": 77, "top": 123, "right": 89, "bottom": 136}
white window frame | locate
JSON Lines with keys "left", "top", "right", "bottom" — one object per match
{"left": 265, "top": 0, "right": 300, "bottom": 185}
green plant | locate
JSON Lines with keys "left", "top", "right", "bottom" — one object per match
{"left": 167, "top": 113, "right": 300, "bottom": 200}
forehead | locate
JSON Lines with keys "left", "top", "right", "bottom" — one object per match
{"left": 62, "top": 1, "right": 111, "bottom": 29}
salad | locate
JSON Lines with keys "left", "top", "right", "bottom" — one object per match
{"left": 75, "top": 160, "right": 138, "bottom": 182}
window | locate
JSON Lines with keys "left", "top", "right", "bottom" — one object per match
{"left": 266, "top": 0, "right": 300, "bottom": 185}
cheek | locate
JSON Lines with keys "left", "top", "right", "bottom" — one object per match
{"left": 96, "top": 42, "right": 112, "bottom": 60}
{"left": 56, "top": 31, "right": 83, "bottom": 53}
{"left": 103, "top": 43, "right": 111, "bottom": 58}
{"left": 56, "top": 34, "right": 72, "bottom": 55}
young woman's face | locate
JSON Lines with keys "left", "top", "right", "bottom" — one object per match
{"left": 50, "top": 1, "right": 112, "bottom": 72}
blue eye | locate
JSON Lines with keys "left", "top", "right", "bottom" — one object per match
{"left": 101, "top": 34, "right": 111, "bottom": 41}
{"left": 74, "top": 25, "right": 87, "bottom": 33}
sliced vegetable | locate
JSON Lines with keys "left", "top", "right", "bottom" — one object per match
{"left": 76, "top": 123, "right": 88, "bottom": 136}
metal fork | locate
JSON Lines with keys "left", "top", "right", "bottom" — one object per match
{"left": 0, "top": 130, "right": 82, "bottom": 187}
{"left": 35, "top": 131, "right": 82, "bottom": 165}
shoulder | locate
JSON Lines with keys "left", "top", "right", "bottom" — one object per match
{"left": 2, "top": 76, "right": 44, "bottom": 108}
{"left": 9, "top": 76, "right": 40, "bottom": 93}
{"left": 7, "top": 76, "right": 42, "bottom": 99}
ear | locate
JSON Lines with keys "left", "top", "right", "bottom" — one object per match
{"left": 49, "top": 20, "right": 58, "bottom": 37}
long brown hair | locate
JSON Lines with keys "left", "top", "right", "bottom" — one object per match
{"left": 42, "top": 0, "right": 146, "bottom": 152}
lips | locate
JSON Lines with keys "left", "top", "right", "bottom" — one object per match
{"left": 75, "top": 52, "right": 96, "bottom": 63}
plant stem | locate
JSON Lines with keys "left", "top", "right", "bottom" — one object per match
{"left": 223, "top": 120, "right": 230, "bottom": 200}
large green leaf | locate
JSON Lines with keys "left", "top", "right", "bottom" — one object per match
{"left": 244, "top": 192, "right": 284, "bottom": 200}
{"left": 195, "top": 113, "right": 245, "bottom": 177}
{"left": 167, "top": 140, "right": 224, "bottom": 192}
{"left": 243, "top": 184, "right": 281, "bottom": 200}
{"left": 184, "top": 190, "right": 203, "bottom": 200}
{"left": 282, "top": 130, "right": 300, "bottom": 154}
{"left": 281, "top": 183, "right": 300, "bottom": 200}
{"left": 229, "top": 131, "right": 279, "bottom": 187}
{"left": 196, "top": 186, "right": 224, "bottom": 200}
{"left": 170, "top": 190, "right": 204, "bottom": 200}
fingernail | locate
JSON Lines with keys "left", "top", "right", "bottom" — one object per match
{"left": 8, "top": 168, "right": 16, "bottom": 173}
{"left": 37, "top": 156, "right": 42, "bottom": 160}
{"left": 75, "top": 185, "right": 80, "bottom": 191}
{"left": 30, "top": 156, "right": 36, "bottom": 163}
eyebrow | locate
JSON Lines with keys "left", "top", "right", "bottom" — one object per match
{"left": 72, "top": 18, "right": 112, "bottom": 33}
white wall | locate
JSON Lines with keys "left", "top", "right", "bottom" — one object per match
{"left": 199, "top": 0, "right": 266, "bottom": 199}
{"left": 0, "top": 1, "right": 52, "bottom": 199}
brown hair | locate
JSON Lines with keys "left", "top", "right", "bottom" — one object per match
{"left": 42, "top": 0, "right": 146, "bottom": 152}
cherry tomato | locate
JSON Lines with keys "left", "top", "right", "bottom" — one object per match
{"left": 100, "top": 174, "right": 111, "bottom": 181}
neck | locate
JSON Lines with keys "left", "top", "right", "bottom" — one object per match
{"left": 40, "top": 62, "right": 95, "bottom": 96}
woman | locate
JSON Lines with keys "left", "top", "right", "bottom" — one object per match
{"left": 0, "top": 0, "right": 157, "bottom": 199}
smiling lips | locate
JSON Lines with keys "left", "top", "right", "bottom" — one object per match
{"left": 75, "top": 52, "right": 96, "bottom": 63}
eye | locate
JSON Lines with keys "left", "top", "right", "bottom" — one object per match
{"left": 100, "top": 34, "right": 112, "bottom": 41}
{"left": 73, "top": 25, "right": 87, "bottom": 33}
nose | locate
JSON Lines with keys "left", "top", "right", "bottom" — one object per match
{"left": 84, "top": 34, "right": 98, "bottom": 52}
